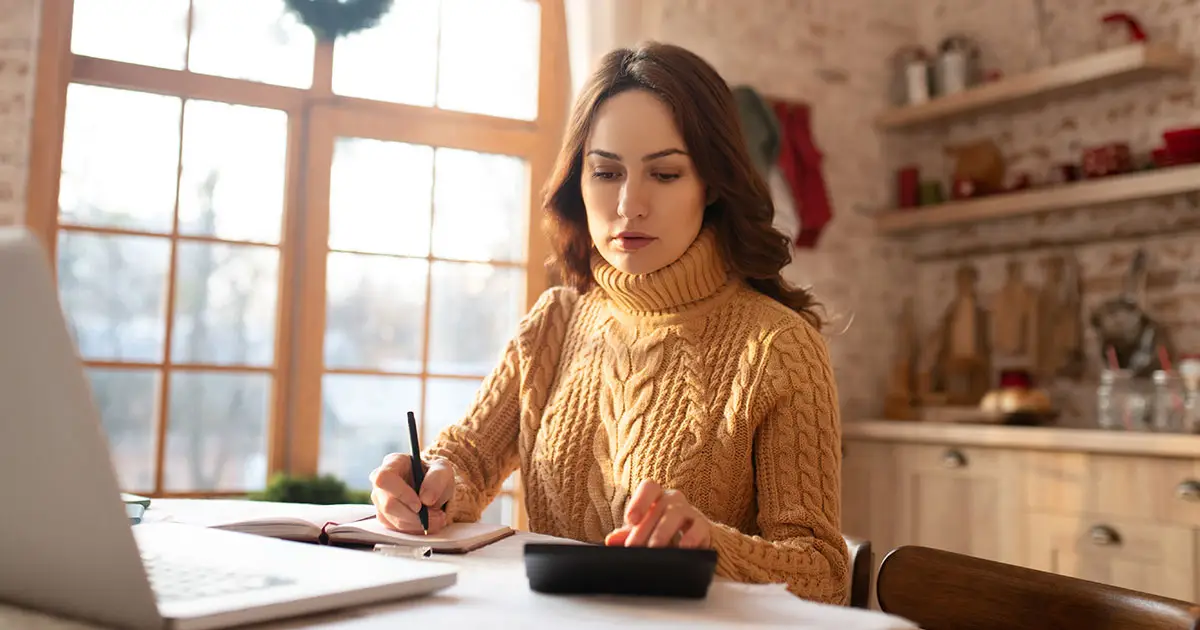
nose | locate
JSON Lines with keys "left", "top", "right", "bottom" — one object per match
{"left": 617, "top": 179, "right": 649, "bottom": 220}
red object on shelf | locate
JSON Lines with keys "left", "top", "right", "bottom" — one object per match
{"left": 1101, "top": 12, "right": 1148, "bottom": 42}
{"left": 999, "top": 369, "right": 1035, "bottom": 389}
{"left": 1082, "top": 143, "right": 1133, "bottom": 178}
{"left": 1152, "top": 147, "right": 1176, "bottom": 167}
{"left": 896, "top": 166, "right": 919, "bottom": 208}
{"left": 1163, "top": 127, "right": 1200, "bottom": 163}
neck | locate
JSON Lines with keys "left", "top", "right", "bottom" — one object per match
{"left": 591, "top": 228, "right": 730, "bottom": 315}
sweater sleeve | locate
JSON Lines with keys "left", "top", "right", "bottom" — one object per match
{"left": 708, "top": 321, "right": 849, "bottom": 605}
{"left": 422, "top": 287, "right": 576, "bottom": 524}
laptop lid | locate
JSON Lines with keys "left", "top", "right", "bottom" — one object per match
{"left": 0, "top": 228, "right": 163, "bottom": 629}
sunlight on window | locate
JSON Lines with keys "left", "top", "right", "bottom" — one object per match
{"left": 423, "top": 377, "right": 482, "bottom": 445}
{"left": 432, "top": 149, "right": 528, "bottom": 263}
{"left": 319, "top": 374, "right": 420, "bottom": 491}
{"left": 172, "top": 242, "right": 280, "bottom": 367}
{"left": 188, "top": 0, "right": 315, "bottom": 88}
{"left": 71, "top": 0, "right": 189, "bottom": 69}
{"left": 164, "top": 371, "right": 272, "bottom": 492}
{"left": 428, "top": 263, "right": 524, "bottom": 376}
{"left": 324, "top": 253, "right": 427, "bottom": 373}
{"left": 438, "top": 0, "right": 540, "bottom": 120}
{"left": 59, "top": 85, "right": 181, "bottom": 233}
{"left": 86, "top": 368, "right": 160, "bottom": 492}
{"left": 178, "top": 101, "right": 288, "bottom": 244}
{"left": 330, "top": 138, "right": 433, "bottom": 256}
{"left": 332, "top": 0, "right": 439, "bottom": 106}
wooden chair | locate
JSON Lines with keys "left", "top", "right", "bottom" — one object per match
{"left": 842, "top": 534, "right": 873, "bottom": 609}
{"left": 876, "top": 545, "right": 1200, "bottom": 630}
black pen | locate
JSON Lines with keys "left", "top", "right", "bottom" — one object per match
{"left": 406, "top": 410, "right": 429, "bottom": 535}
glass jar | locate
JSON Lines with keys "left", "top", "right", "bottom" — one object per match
{"left": 1097, "top": 369, "right": 1152, "bottom": 431}
{"left": 1152, "top": 370, "right": 1184, "bottom": 432}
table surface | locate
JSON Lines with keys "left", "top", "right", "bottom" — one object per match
{"left": 2, "top": 521, "right": 917, "bottom": 629}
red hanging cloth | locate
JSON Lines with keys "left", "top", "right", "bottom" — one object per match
{"left": 771, "top": 100, "right": 833, "bottom": 248}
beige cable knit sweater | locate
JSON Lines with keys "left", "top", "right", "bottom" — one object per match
{"left": 426, "top": 228, "right": 849, "bottom": 604}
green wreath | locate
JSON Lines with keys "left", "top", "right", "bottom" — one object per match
{"left": 284, "top": 0, "right": 395, "bottom": 42}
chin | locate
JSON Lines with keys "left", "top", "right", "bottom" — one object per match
{"left": 602, "top": 249, "right": 669, "bottom": 276}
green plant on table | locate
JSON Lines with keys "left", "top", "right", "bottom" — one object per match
{"left": 249, "top": 473, "right": 372, "bottom": 505}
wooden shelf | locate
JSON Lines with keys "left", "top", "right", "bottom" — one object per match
{"left": 875, "top": 43, "right": 1191, "bottom": 130}
{"left": 875, "top": 163, "right": 1200, "bottom": 234}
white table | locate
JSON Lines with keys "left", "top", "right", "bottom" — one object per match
{"left": 1, "top": 531, "right": 916, "bottom": 629}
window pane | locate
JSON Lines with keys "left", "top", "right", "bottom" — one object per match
{"left": 432, "top": 149, "right": 528, "bottom": 263}
{"left": 164, "top": 371, "right": 271, "bottom": 492}
{"left": 319, "top": 374, "right": 421, "bottom": 491}
{"left": 188, "top": 0, "right": 315, "bottom": 88}
{"left": 87, "top": 368, "right": 159, "bottom": 492}
{"left": 71, "top": 0, "right": 189, "bottom": 70}
{"left": 172, "top": 243, "right": 280, "bottom": 367}
{"left": 325, "top": 253, "right": 427, "bottom": 372}
{"left": 438, "top": 0, "right": 540, "bottom": 120}
{"left": 59, "top": 85, "right": 181, "bottom": 233}
{"left": 332, "top": 0, "right": 439, "bottom": 105}
{"left": 57, "top": 231, "right": 171, "bottom": 362}
{"left": 480, "top": 494, "right": 515, "bottom": 527}
{"left": 428, "top": 262, "right": 523, "bottom": 375}
{"left": 423, "top": 377, "right": 482, "bottom": 446}
{"left": 178, "top": 101, "right": 288, "bottom": 244}
{"left": 329, "top": 138, "right": 433, "bottom": 256}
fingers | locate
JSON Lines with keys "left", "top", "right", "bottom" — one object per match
{"left": 369, "top": 459, "right": 421, "bottom": 513}
{"left": 677, "top": 520, "right": 709, "bottom": 549}
{"left": 604, "top": 526, "right": 632, "bottom": 547}
{"left": 625, "top": 491, "right": 670, "bottom": 547}
{"left": 373, "top": 488, "right": 449, "bottom": 534}
{"left": 648, "top": 502, "right": 693, "bottom": 548}
{"left": 624, "top": 479, "right": 663, "bottom": 525}
{"left": 419, "top": 459, "right": 456, "bottom": 507}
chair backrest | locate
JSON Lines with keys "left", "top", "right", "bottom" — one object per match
{"left": 842, "top": 534, "right": 873, "bottom": 609}
{"left": 876, "top": 545, "right": 1200, "bottom": 630}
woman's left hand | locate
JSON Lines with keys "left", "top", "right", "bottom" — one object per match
{"left": 604, "top": 480, "right": 712, "bottom": 549}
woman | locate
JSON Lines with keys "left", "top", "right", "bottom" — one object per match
{"left": 369, "top": 42, "right": 848, "bottom": 605}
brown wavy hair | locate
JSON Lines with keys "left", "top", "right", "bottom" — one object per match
{"left": 542, "top": 42, "right": 825, "bottom": 329}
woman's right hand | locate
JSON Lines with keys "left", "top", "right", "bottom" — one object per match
{"left": 369, "top": 453, "right": 457, "bottom": 535}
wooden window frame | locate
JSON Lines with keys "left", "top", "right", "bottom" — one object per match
{"left": 24, "top": 0, "right": 568, "bottom": 520}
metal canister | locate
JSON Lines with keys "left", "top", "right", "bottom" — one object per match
{"left": 935, "top": 35, "right": 981, "bottom": 96}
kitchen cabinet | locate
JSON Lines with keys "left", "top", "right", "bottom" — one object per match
{"left": 842, "top": 420, "right": 1200, "bottom": 608}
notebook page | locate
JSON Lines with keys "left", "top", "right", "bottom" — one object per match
{"left": 329, "top": 518, "right": 512, "bottom": 549}
{"left": 146, "top": 498, "right": 377, "bottom": 531}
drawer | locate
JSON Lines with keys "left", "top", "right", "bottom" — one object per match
{"left": 1026, "top": 452, "right": 1200, "bottom": 527}
{"left": 1027, "top": 511, "right": 1197, "bottom": 602}
{"left": 892, "top": 443, "right": 1010, "bottom": 474}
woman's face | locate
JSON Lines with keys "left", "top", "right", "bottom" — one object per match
{"left": 581, "top": 89, "right": 708, "bottom": 276}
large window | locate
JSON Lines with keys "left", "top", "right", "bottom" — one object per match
{"left": 27, "top": 0, "right": 567, "bottom": 527}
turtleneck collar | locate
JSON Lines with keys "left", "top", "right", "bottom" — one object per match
{"left": 590, "top": 227, "right": 731, "bottom": 315}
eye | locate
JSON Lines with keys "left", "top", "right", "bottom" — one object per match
{"left": 653, "top": 172, "right": 681, "bottom": 182}
{"left": 591, "top": 170, "right": 621, "bottom": 181}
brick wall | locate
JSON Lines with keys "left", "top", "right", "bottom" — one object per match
{"left": 648, "top": 0, "right": 919, "bottom": 421}
{"left": 906, "top": 0, "right": 1200, "bottom": 426}
{"left": 0, "top": 0, "right": 38, "bottom": 227}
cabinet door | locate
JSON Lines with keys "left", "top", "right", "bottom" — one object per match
{"left": 892, "top": 444, "right": 1027, "bottom": 566}
{"left": 1027, "top": 512, "right": 1197, "bottom": 603}
{"left": 842, "top": 440, "right": 898, "bottom": 549}
{"left": 841, "top": 439, "right": 898, "bottom": 609}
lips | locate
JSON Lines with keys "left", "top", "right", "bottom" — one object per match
{"left": 612, "top": 232, "right": 656, "bottom": 252}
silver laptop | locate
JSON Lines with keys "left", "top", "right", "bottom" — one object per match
{"left": 0, "top": 227, "right": 457, "bottom": 630}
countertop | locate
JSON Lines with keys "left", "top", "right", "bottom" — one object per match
{"left": 844, "top": 419, "right": 1200, "bottom": 458}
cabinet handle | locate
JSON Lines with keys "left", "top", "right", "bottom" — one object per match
{"left": 941, "top": 449, "right": 967, "bottom": 469}
{"left": 1176, "top": 480, "right": 1200, "bottom": 502}
{"left": 1088, "top": 524, "right": 1121, "bottom": 546}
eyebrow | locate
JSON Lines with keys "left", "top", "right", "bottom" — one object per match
{"left": 586, "top": 148, "right": 688, "bottom": 162}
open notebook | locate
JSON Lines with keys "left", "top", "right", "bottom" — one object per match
{"left": 144, "top": 499, "right": 514, "bottom": 553}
